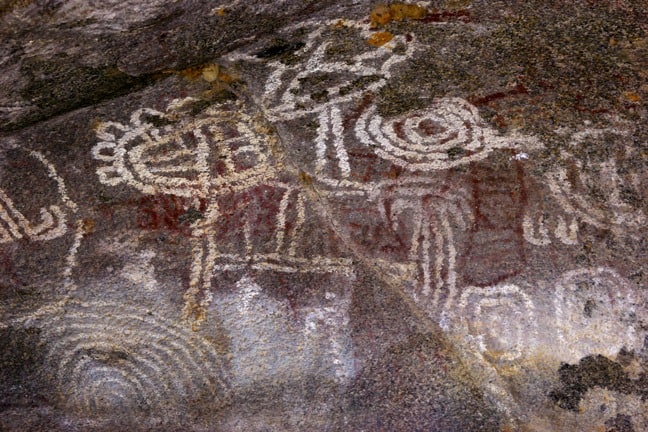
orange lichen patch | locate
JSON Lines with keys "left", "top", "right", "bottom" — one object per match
{"left": 387, "top": 166, "right": 401, "bottom": 179}
{"left": 214, "top": 7, "right": 227, "bottom": 16}
{"left": 90, "top": 118, "right": 104, "bottom": 132}
{"left": 298, "top": 170, "right": 313, "bottom": 187}
{"left": 367, "top": 31, "right": 394, "bottom": 47}
{"left": 389, "top": 3, "right": 427, "bottom": 21}
{"left": 216, "top": 70, "right": 235, "bottom": 84}
{"left": 82, "top": 218, "right": 96, "bottom": 234}
{"left": 370, "top": 5, "right": 392, "bottom": 26}
{"left": 174, "top": 64, "right": 237, "bottom": 84}
{"left": 370, "top": 3, "right": 428, "bottom": 27}
{"left": 201, "top": 64, "right": 221, "bottom": 82}
{"left": 186, "top": 303, "right": 207, "bottom": 332}
{"left": 622, "top": 91, "right": 642, "bottom": 103}
{"left": 176, "top": 65, "right": 203, "bottom": 80}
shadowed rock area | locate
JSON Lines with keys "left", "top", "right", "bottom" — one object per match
{"left": 0, "top": 1, "right": 646, "bottom": 431}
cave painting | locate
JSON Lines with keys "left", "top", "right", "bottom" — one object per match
{"left": 547, "top": 126, "right": 646, "bottom": 233}
{"left": 223, "top": 18, "right": 556, "bottom": 308}
{"left": 524, "top": 123, "right": 645, "bottom": 245}
{"left": 0, "top": 145, "right": 83, "bottom": 290}
{"left": 0, "top": 149, "right": 77, "bottom": 243}
{"left": 20, "top": 300, "right": 230, "bottom": 421}
{"left": 354, "top": 98, "right": 539, "bottom": 172}
{"left": 92, "top": 98, "right": 352, "bottom": 322}
{"left": 93, "top": 17, "right": 644, "bottom": 330}
{"left": 445, "top": 267, "right": 646, "bottom": 366}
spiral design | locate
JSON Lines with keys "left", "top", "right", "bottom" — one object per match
{"left": 29, "top": 301, "right": 230, "bottom": 421}
{"left": 356, "top": 98, "right": 502, "bottom": 171}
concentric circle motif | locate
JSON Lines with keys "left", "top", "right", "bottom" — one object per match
{"left": 28, "top": 301, "right": 230, "bottom": 421}
{"left": 454, "top": 283, "right": 536, "bottom": 362}
{"left": 553, "top": 267, "right": 647, "bottom": 360}
{"left": 355, "top": 98, "right": 511, "bottom": 171}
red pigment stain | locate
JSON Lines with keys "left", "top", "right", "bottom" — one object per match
{"left": 573, "top": 94, "right": 610, "bottom": 114}
{"left": 468, "top": 82, "right": 529, "bottom": 107}
{"left": 421, "top": 9, "right": 472, "bottom": 23}
{"left": 343, "top": 94, "right": 374, "bottom": 130}
{"left": 461, "top": 155, "right": 528, "bottom": 286}
{"left": 137, "top": 195, "right": 207, "bottom": 235}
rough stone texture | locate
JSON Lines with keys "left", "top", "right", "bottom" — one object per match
{"left": 0, "top": 1, "right": 646, "bottom": 431}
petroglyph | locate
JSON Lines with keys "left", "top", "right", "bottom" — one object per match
{"left": 546, "top": 127, "right": 646, "bottom": 234}
{"left": 0, "top": 145, "right": 83, "bottom": 290}
{"left": 93, "top": 98, "right": 273, "bottom": 321}
{"left": 376, "top": 182, "right": 473, "bottom": 311}
{"left": 93, "top": 99, "right": 353, "bottom": 322}
{"left": 0, "top": 149, "right": 77, "bottom": 243}
{"left": 553, "top": 267, "right": 647, "bottom": 362}
{"left": 92, "top": 98, "right": 274, "bottom": 198}
{"left": 228, "top": 18, "right": 418, "bottom": 121}
{"left": 0, "top": 188, "right": 67, "bottom": 242}
{"left": 454, "top": 283, "right": 537, "bottom": 362}
{"left": 443, "top": 267, "right": 646, "bottom": 366}
{"left": 225, "top": 17, "right": 419, "bottom": 183}
{"left": 20, "top": 300, "right": 230, "bottom": 421}
{"left": 355, "top": 98, "right": 541, "bottom": 172}
{"left": 523, "top": 213, "right": 579, "bottom": 246}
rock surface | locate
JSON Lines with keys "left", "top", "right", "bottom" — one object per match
{"left": 0, "top": 1, "right": 646, "bottom": 431}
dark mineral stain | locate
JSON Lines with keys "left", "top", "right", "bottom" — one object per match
{"left": 80, "top": 347, "right": 130, "bottom": 365}
{"left": 583, "top": 298, "right": 596, "bottom": 318}
{"left": 605, "top": 413, "right": 635, "bottom": 432}
{"left": 254, "top": 40, "right": 306, "bottom": 59}
{"left": 468, "top": 82, "right": 529, "bottom": 107}
{"left": 447, "top": 146, "right": 465, "bottom": 160}
{"left": 549, "top": 354, "right": 647, "bottom": 411}
{"left": 461, "top": 157, "right": 527, "bottom": 286}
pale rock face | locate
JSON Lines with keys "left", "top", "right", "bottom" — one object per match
{"left": 215, "top": 275, "right": 355, "bottom": 387}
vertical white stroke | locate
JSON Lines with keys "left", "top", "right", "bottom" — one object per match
{"left": 62, "top": 219, "right": 86, "bottom": 291}
{"left": 330, "top": 105, "right": 351, "bottom": 178}
{"left": 442, "top": 210, "right": 457, "bottom": 310}
{"left": 315, "top": 109, "right": 329, "bottom": 175}
{"left": 555, "top": 215, "right": 579, "bottom": 245}
{"left": 29, "top": 150, "right": 78, "bottom": 213}
{"left": 421, "top": 222, "right": 432, "bottom": 297}
{"left": 288, "top": 191, "right": 306, "bottom": 257}
{"left": 274, "top": 187, "right": 292, "bottom": 253}
{"left": 522, "top": 213, "right": 551, "bottom": 246}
